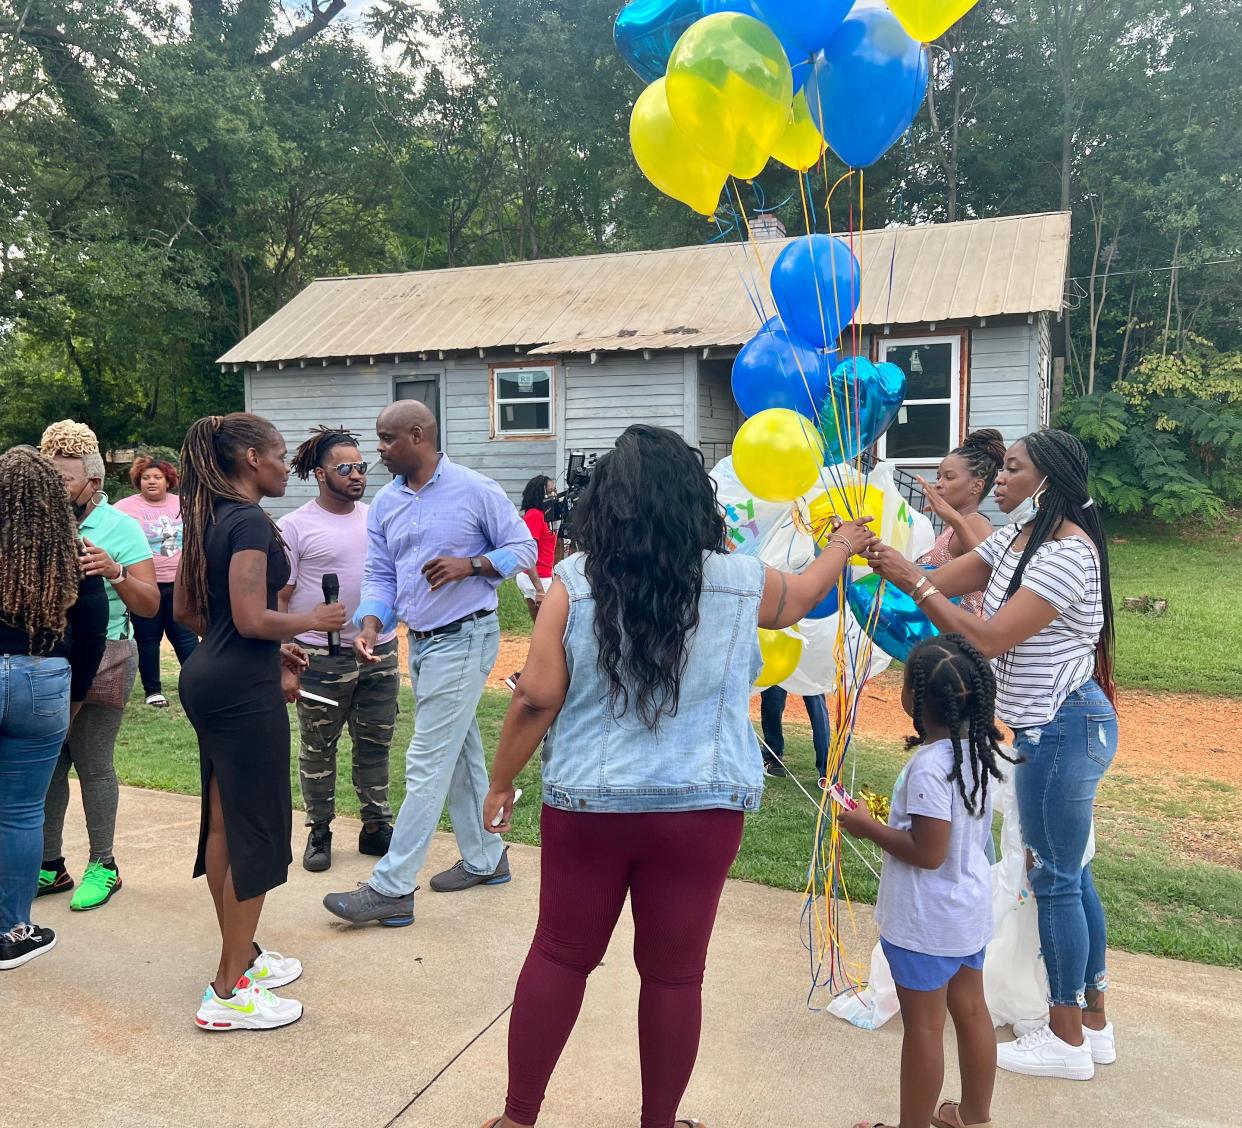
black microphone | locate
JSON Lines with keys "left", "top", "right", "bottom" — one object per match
{"left": 322, "top": 572, "right": 340, "bottom": 656}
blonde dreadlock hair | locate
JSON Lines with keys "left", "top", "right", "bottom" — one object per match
{"left": 179, "top": 413, "right": 283, "bottom": 622}
{"left": 0, "top": 447, "right": 81, "bottom": 647}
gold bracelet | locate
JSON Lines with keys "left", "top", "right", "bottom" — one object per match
{"left": 824, "top": 535, "right": 854, "bottom": 558}
{"left": 913, "top": 583, "right": 940, "bottom": 606}
{"left": 912, "top": 575, "right": 929, "bottom": 595}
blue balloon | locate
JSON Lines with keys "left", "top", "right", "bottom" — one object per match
{"left": 753, "top": 0, "right": 852, "bottom": 56}
{"left": 846, "top": 572, "right": 938, "bottom": 661}
{"left": 702, "top": 0, "right": 813, "bottom": 90}
{"left": 807, "top": 6, "right": 929, "bottom": 169}
{"left": 770, "top": 234, "right": 860, "bottom": 352}
{"left": 731, "top": 318, "right": 833, "bottom": 419}
{"left": 820, "top": 357, "right": 907, "bottom": 462}
{"left": 804, "top": 579, "right": 842, "bottom": 620}
{"left": 613, "top": 0, "right": 703, "bottom": 84}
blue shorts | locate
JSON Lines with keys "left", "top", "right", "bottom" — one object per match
{"left": 881, "top": 937, "right": 986, "bottom": 992}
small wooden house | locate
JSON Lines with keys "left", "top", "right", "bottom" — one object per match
{"left": 220, "top": 211, "right": 1070, "bottom": 517}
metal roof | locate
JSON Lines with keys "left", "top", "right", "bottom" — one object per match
{"left": 218, "top": 211, "right": 1070, "bottom": 365}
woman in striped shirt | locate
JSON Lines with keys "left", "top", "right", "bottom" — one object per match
{"left": 869, "top": 428, "right": 1118, "bottom": 1089}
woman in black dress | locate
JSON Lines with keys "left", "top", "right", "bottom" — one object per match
{"left": 175, "top": 413, "right": 345, "bottom": 1031}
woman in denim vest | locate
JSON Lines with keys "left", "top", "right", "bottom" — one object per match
{"left": 479, "top": 425, "right": 876, "bottom": 1128}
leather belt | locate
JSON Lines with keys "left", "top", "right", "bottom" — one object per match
{"left": 410, "top": 608, "right": 494, "bottom": 642}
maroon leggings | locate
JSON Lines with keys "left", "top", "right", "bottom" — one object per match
{"left": 504, "top": 805, "right": 744, "bottom": 1128}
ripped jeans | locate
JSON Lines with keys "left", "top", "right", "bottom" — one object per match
{"left": 1012, "top": 679, "right": 1117, "bottom": 1008}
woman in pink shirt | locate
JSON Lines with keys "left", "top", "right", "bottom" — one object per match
{"left": 114, "top": 455, "right": 199, "bottom": 706}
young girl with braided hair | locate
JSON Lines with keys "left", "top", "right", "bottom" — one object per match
{"left": 869, "top": 428, "right": 1119, "bottom": 1082}
{"left": 840, "top": 634, "right": 1013, "bottom": 1128}
{"left": 174, "top": 413, "right": 345, "bottom": 1031}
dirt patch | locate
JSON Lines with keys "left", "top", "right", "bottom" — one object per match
{"left": 480, "top": 632, "right": 1242, "bottom": 788}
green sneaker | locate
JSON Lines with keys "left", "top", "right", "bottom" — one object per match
{"left": 70, "top": 860, "right": 122, "bottom": 911}
{"left": 37, "top": 866, "right": 75, "bottom": 897}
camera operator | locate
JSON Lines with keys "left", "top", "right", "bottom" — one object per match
{"left": 516, "top": 475, "right": 557, "bottom": 622}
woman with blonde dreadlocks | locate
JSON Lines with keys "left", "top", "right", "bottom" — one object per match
{"left": 174, "top": 413, "right": 345, "bottom": 1031}
{"left": 38, "top": 420, "right": 158, "bottom": 912}
{"left": 1, "top": 447, "right": 108, "bottom": 970}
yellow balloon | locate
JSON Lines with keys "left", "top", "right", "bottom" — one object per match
{"left": 666, "top": 13, "right": 793, "bottom": 181}
{"left": 885, "top": 0, "right": 980, "bottom": 43}
{"left": 733, "top": 408, "right": 825, "bottom": 502}
{"left": 771, "top": 92, "right": 826, "bottom": 172}
{"left": 630, "top": 78, "right": 730, "bottom": 216}
{"left": 808, "top": 485, "right": 884, "bottom": 565}
{"left": 755, "top": 628, "right": 803, "bottom": 689}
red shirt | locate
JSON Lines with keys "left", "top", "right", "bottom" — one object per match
{"left": 524, "top": 507, "right": 556, "bottom": 578}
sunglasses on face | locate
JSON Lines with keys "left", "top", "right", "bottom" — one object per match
{"left": 324, "top": 461, "right": 368, "bottom": 477}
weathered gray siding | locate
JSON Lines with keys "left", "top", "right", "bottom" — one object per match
{"left": 1035, "top": 312, "right": 1053, "bottom": 428}
{"left": 561, "top": 352, "right": 686, "bottom": 459}
{"left": 698, "top": 359, "right": 738, "bottom": 466}
{"left": 967, "top": 322, "right": 1036, "bottom": 443}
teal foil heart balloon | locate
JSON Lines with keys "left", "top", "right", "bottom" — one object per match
{"left": 819, "top": 357, "right": 907, "bottom": 462}
{"left": 614, "top": 0, "right": 704, "bottom": 84}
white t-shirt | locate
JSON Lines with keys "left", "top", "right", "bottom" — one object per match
{"left": 874, "top": 739, "right": 995, "bottom": 957}
{"left": 975, "top": 525, "right": 1103, "bottom": 728}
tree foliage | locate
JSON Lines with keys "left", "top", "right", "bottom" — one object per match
{"left": 0, "top": 0, "right": 1239, "bottom": 520}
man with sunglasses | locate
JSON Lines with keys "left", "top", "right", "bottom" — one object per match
{"left": 278, "top": 427, "right": 399, "bottom": 872}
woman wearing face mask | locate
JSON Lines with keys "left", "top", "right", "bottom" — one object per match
{"left": 115, "top": 456, "right": 200, "bottom": 708}
{"left": 37, "top": 421, "right": 159, "bottom": 913}
{"left": 868, "top": 428, "right": 1118, "bottom": 1085}
{"left": 915, "top": 429, "right": 1007, "bottom": 615}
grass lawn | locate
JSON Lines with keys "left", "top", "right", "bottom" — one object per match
{"left": 115, "top": 667, "right": 1242, "bottom": 970}
{"left": 1107, "top": 516, "right": 1242, "bottom": 695}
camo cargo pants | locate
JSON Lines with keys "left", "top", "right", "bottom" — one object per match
{"left": 296, "top": 638, "right": 399, "bottom": 827}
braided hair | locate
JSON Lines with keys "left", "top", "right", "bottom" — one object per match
{"left": 289, "top": 425, "right": 360, "bottom": 481}
{"left": 952, "top": 428, "right": 1006, "bottom": 496}
{"left": 1003, "top": 428, "right": 1116, "bottom": 703}
{"left": 179, "top": 413, "right": 283, "bottom": 621}
{"left": 905, "top": 634, "right": 1017, "bottom": 815}
{"left": 0, "top": 446, "right": 82, "bottom": 647}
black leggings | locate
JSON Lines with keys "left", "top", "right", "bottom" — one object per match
{"left": 132, "top": 581, "right": 199, "bottom": 695}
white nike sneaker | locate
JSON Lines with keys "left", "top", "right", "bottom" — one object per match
{"left": 194, "top": 974, "right": 303, "bottom": 1031}
{"left": 997, "top": 1024, "right": 1095, "bottom": 1080}
{"left": 247, "top": 948, "right": 303, "bottom": 989}
{"left": 1013, "top": 1017, "right": 1116, "bottom": 1064}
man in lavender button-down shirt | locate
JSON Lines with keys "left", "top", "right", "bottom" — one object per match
{"left": 324, "top": 401, "right": 536, "bottom": 927}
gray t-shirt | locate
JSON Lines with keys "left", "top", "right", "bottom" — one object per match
{"left": 874, "top": 738, "right": 995, "bottom": 957}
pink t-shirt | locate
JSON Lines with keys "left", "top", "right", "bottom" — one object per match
{"left": 113, "top": 493, "right": 184, "bottom": 583}
{"left": 278, "top": 499, "right": 397, "bottom": 649}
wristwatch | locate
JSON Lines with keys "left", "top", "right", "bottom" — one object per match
{"left": 110, "top": 564, "right": 129, "bottom": 585}
{"left": 469, "top": 557, "right": 484, "bottom": 576}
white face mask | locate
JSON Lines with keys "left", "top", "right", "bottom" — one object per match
{"left": 1007, "top": 477, "right": 1048, "bottom": 527}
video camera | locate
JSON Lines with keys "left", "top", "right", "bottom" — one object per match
{"left": 545, "top": 450, "right": 596, "bottom": 538}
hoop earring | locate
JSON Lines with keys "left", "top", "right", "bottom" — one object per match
{"left": 93, "top": 490, "right": 108, "bottom": 507}
{"left": 1032, "top": 485, "right": 1046, "bottom": 510}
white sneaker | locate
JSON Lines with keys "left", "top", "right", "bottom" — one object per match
{"left": 194, "top": 974, "right": 303, "bottom": 1031}
{"left": 1013, "top": 1017, "right": 1116, "bottom": 1064}
{"left": 997, "top": 1024, "right": 1095, "bottom": 1080}
{"left": 247, "top": 948, "right": 302, "bottom": 989}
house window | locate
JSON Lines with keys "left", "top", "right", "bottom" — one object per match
{"left": 395, "top": 377, "right": 442, "bottom": 437}
{"left": 877, "top": 335, "right": 964, "bottom": 466}
{"left": 491, "top": 365, "right": 553, "bottom": 437}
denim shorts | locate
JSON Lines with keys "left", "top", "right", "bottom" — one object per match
{"left": 881, "top": 937, "right": 986, "bottom": 992}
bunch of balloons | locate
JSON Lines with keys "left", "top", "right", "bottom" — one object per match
{"left": 617, "top": 0, "right": 972, "bottom": 215}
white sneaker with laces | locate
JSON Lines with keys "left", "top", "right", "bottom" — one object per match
{"left": 997, "top": 1024, "right": 1095, "bottom": 1080}
{"left": 194, "top": 974, "right": 303, "bottom": 1031}
{"left": 1013, "top": 1017, "right": 1116, "bottom": 1064}
{"left": 247, "top": 948, "right": 302, "bottom": 989}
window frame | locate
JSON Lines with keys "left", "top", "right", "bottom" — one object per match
{"left": 874, "top": 330, "right": 969, "bottom": 468}
{"left": 489, "top": 363, "right": 556, "bottom": 440}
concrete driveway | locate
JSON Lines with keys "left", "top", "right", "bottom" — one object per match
{"left": 4, "top": 785, "right": 1238, "bottom": 1127}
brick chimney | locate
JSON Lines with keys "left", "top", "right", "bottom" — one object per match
{"left": 749, "top": 213, "right": 786, "bottom": 241}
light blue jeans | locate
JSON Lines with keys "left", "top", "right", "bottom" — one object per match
{"left": 0, "top": 656, "right": 71, "bottom": 932}
{"left": 1012, "top": 679, "right": 1117, "bottom": 1008}
{"left": 369, "top": 615, "right": 503, "bottom": 898}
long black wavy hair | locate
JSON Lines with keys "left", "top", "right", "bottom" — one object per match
{"left": 521, "top": 474, "right": 552, "bottom": 513}
{"left": 568, "top": 425, "right": 726, "bottom": 729}
{"left": 905, "top": 634, "right": 1017, "bottom": 815}
{"left": 1004, "top": 428, "right": 1116, "bottom": 703}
